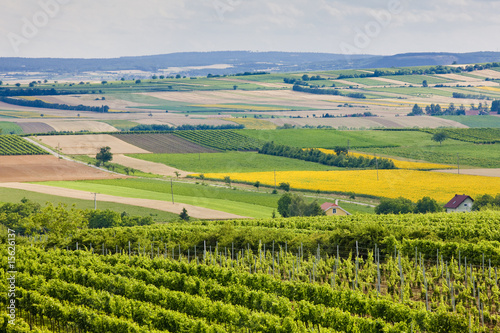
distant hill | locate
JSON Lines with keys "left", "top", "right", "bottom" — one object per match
{"left": 1, "top": 51, "right": 499, "bottom": 77}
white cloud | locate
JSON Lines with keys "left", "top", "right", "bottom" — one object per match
{"left": 0, "top": 0, "right": 498, "bottom": 58}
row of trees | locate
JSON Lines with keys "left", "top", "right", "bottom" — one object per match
{"left": 0, "top": 87, "right": 85, "bottom": 97}
{"left": 277, "top": 193, "right": 324, "bottom": 217}
{"left": 292, "top": 84, "right": 366, "bottom": 99}
{"left": 129, "top": 124, "right": 244, "bottom": 131}
{"left": 0, "top": 97, "right": 109, "bottom": 113}
{"left": 408, "top": 103, "right": 467, "bottom": 116}
{"left": 0, "top": 199, "right": 154, "bottom": 236}
{"left": 259, "top": 142, "right": 395, "bottom": 169}
{"left": 375, "top": 196, "right": 443, "bottom": 214}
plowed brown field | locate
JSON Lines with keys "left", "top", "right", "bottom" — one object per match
{"left": 0, "top": 155, "right": 122, "bottom": 182}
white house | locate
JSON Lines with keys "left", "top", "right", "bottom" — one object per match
{"left": 444, "top": 194, "right": 474, "bottom": 213}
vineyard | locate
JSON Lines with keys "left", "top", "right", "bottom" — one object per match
{"left": 2, "top": 211, "right": 500, "bottom": 332}
{"left": 172, "top": 130, "right": 263, "bottom": 151}
{"left": 422, "top": 128, "right": 500, "bottom": 144}
{"left": 0, "top": 135, "right": 48, "bottom": 156}
{"left": 113, "top": 133, "right": 218, "bottom": 154}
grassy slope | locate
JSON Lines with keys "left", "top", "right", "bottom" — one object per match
{"left": 127, "top": 152, "right": 342, "bottom": 173}
{"left": 35, "top": 180, "right": 276, "bottom": 219}
{"left": 437, "top": 115, "right": 500, "bottom": 128}
{"left": 0, "top": 187, "right": 178, "bottom": 222}
{"left": 0, "top": 121, "right": 24, "bottom": 134}
{"left": 238, "top": 128, "right": 431, "bottom": 148}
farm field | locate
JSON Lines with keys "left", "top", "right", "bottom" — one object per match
{"left": 438, "top": 115, "right": 500, "bottom": 128}
{"left": 34, "top": 134, "right": 150, "bottom": 155}
{"left": 201, "top": 169, "right": 500, "bottom": 203}
{"left": 0, "top": 121, "right": 23, "bottom": 134}
{"left": 128, "top": 151, "right": 343, "bottom": 173}
{"left": 112, "top": 133, "right": 218, "bottom": 153}
{"left": 0, "top": 155, "right": 121, "bottom": 182}
{"left": 34, "top": 180, "right": 275, "bottom": 218}
{"left": 16, "top": 121, "right": 55, "bottom": 134}
{"left": 0, "top": 182, "right": 247, "bottom": 219}
{"left": 0, "top": 187, "right": 178, "bottom": 222}
{"left": 173, "top": 130, "right": 263, "bottom": 151}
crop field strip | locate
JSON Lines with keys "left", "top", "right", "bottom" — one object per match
{"left": 0, "top": 135, "right": 48, "bottom": 155}
{"left": 9, "top": 211, "right": 500, "bottom": 332}
{"left": 16, "top": 121, "right": 56, "bottom": 134}
{"left": 172, "top": 130, "right": 264, "bottom": 151}
{"left": 421, "top": 128, "right": 500, "bottom": 144}
{"left": 112, "top": 133, "right": 218, "bottom": 154}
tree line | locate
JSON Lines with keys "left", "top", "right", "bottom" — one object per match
{"left": 0, "top": 87, "right": 89, "bottom": 97}
{"left": 259, "top": 142, "right": 395, "bottom": 169}
{"left": 129, "top": 124, "right": 244, "bottom": 131}
{"left": 292, "top": 84, "right": 366, "bottom": 99}
{"left": 0, "top": 96, "right": 109, "bottom": 113}
{"left": 0, "top": 199, "right": 154, "bottom": 236}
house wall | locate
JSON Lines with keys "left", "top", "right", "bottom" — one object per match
{"left": 447, "top": 198, "right": 474, "bottom": 213}
{"left": 325, "top": 207, "right": 349, "bottom": 216}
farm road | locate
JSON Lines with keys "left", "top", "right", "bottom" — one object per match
{"left": 0, "top": 183, "right": 249, "bottom": 220}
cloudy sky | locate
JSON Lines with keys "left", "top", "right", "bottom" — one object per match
{"left": 0, "top": 0, "right": 498, "bottom": 58}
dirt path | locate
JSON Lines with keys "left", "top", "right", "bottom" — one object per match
{"left": 432, "top": 169, "right": 500, "bottom": 177}
{"left": 0, "top": 182, "right": 248, "bottom": 220}
{"left": 112, "top": 154, "right": 193, "bottom": 177}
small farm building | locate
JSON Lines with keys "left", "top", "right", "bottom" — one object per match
{"left": 444, "top": 194, "right": 474, "bottom": 213}
{"left": 321, "top": 202, "right": 351, "bottom": 216}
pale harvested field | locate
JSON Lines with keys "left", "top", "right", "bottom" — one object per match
{"left": 0, "top": 182, "right": 247, "bottom": 219}
{"left": 112, "top": 154, "right": 192, "bottom": 177}
{"left": 0, "top": 155, "right": 120, "bottom": 182}
{"left": 467, "top": 69, "right": 500, "bottom": 79}
{"left": 214, "top": 77, "right": 287, "bottom": 88}
{"left": 369, "top": 77, "right": 410, "bottom": 85}
{"left": 40, "top": 120, "right": 118, "bottom": 132}
{"left": 435, "top": 73, "right": 477, "bottom": 82}
{"left": 267, "top": 115, "right": 467, "bottom": 129}
{"left": 134, "top": 117, "right": 237, "bottom": 127}
{"left": 43, "top": 95, "right": 150, "bottom": 110}
{"left": 433, "top": 169, "right": 500, "bottom": 178}
{"left": 36, "top": 134, "right": 150, "bottom": 155}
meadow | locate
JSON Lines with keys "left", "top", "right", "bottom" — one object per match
{"left": 0, "top": 121, "right": 23, "bottom": 134}
{"left": 127, "top": 151, "right": 343, "bottom": 173}
{"left": 0, "top": 187, "right": 178, "bottom": 222}
{"left": 35, "top": 180, "right": 276, "bottom": 218}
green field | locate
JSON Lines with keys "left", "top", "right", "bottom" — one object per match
{"left": 0, "top": 187, "right": 178, "bottom": 222}
{"left": 365, "top": 86, "right": 455, "bottom": 97}
{"left": 438, "top": 115, "right": 500, "bottom": 128}
{"left": 99, "top": 119, "right": 140, "bottom": 130}
{"left": 0, "top": 121, "right": 23, "bottom": 134}
{"left": 382, "top": 74, "right": 453, "bottom": 85}
{"left": 35, "top": 180, "right": 276, "bottom": 218}
{"left": 340, "top": 77, "right": 391, "bottom": 86}
{"left": 127, "top": 151, "right": 342, "bottom": 173}
{"left": 238, "top": 128, "right": 432, "bottom": 148}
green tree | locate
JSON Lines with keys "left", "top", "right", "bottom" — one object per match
{"left": 278, "top": 193, "right": 325, "bottom": 217}
{"left": 233, "top": 85, "right": 238, "bottom": 90}
{"left": 422, "top": 80, "right": 428, "bottom": 87}
{"left": 408, "top": 104, "right": 424, "bottom": 116}
{"left": 179, "top": 208, "right": 190, "bottom": 221}
{"left": 432, "top": 132, "right": 447, "bottom": 145}
{"left": 302, "top": 74, "right": 310, "bottom": 81}
{"left": 253, "top": 181, "right": 260, "bottom": 191}
{"left": 135, "top": 79, "right": 141, "bottom": 84}
{"left": 223, "top": 176, "right": 231, "bottom": 187}
{"left": 277, "top": 193, "right": 293, "bottom": 217}
{"left": 375, "top": 197, "right": 415, "bottom": 215}
{"left": 279, "top": 182, "right": 290, "bottom": 192}
{"left": 96, "top": 146, "right": 113, "bottom": 164}
{"left": 86, "top": 209, "right": 122, "bottom": 228}
{"left": 491, "top": 100, "right": 500, "bottom": 114}
{"left": 415, "top": 196, "right": 443, "bottom": 213}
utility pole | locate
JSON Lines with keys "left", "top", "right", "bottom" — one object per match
{"left": 171, "top": 179, "right": 174, "bottom": 204}
{"left": 274, "top": 169, "right": 277, "bottom": 192}
{"left": 92, "top": 193, "right": 97, "bottom": 210}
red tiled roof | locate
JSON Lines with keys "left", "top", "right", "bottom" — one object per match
{"left": 444, "top": 194, "right": 473, "bottom": 209}
{"left": 321, "top": 202, "right": 338, "bottom": 211}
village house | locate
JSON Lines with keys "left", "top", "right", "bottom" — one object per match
{"left": 444, "top": 194, "right": 474, "bottom": 213}
{"left": 321, "top": 201, "right": 351, "bottom": 216}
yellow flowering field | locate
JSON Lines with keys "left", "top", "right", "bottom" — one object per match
{"left": 202, "top": 170, "right": 500, "bottom": 202}
{"left": 316, "top": 149, "right": 454, "bottom": 170}
{"left": 478, "top": 86, "right": 500, "bottom": 92}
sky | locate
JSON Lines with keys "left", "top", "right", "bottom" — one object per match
{"left": 0, "top": 0, "right": 499, "bottom": 58}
